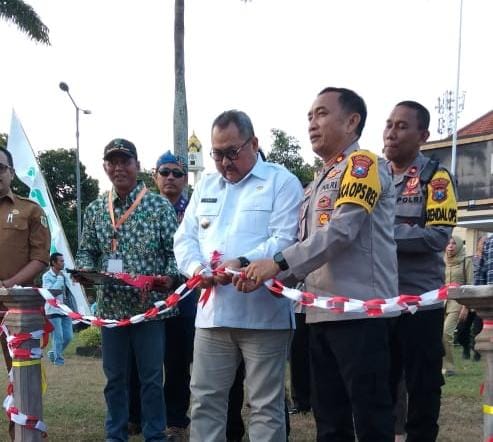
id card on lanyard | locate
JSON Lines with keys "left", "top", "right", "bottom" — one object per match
{"left": 107, "top": 186, "right": 148, "bottom": 273}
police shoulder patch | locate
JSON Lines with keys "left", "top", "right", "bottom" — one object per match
{"left": 335, "top": 150, "right": 381, "bottom": 213}
{"left": 425, "top": 169, "right": 458, "bottom": 226}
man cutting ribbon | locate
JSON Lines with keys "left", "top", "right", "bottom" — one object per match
{"left": 75, "top": 138, "right": 180, "bottom": 442}
{"left": 174, "top": 110, "right": 303, "bottom": 442}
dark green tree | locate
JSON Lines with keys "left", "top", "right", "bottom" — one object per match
{"left": 0, "top": 0, "right": 50, "bottom": 44}
{"left": 37, "top": 149, "right": 99, "bottom": 254}
{"left": 266, "top": 129, "right": 314, "bottom": 186}
{"left": 138, "top": 169, "right": 158, "bottom": 193}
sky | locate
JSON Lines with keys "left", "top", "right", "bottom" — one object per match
{"left": 1, "top": 0, "right": 492, "bottom": 191}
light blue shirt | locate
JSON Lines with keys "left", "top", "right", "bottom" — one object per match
{"left": 42, "top": 268, "right": 67, "bottom": 315}
{"left": 174, "top": 158, "right": 303, "bottom": 329}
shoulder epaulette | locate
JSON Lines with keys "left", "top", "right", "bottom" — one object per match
{"left": 420, "top": 158, "right": 439, "bottom": 185}
{"left": 15, "top": 194, "right": 38, "bottom": 205}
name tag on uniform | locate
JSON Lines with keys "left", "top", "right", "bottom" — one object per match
{"left": 201, "top": 198, "right": 217, "bottom": 203}
{"left": 107, "top": 259, "right": 123, "bottom": 273}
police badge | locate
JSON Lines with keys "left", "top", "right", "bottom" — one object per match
{"left": 350, "top": 154, "right": 374, "bottom": 178}
{"left": 430, "top": 177, "right": 449, "bottom": 202}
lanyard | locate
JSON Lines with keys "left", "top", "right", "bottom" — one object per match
{"left": 108, "top": 186, "right": 148, "bottom": 252}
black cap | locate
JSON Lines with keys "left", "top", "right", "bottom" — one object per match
{"left": 104, "top": 138, "right": 138, "bottom": 160}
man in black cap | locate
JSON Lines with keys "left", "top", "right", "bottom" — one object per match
{"left": 76, "top": 138, "right": 180, "bottom": 442}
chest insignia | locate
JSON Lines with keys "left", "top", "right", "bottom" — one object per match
{"left": 326, "top": 169, "right": 342, "bottom": 180}
{"left": 317, "top": 195, "right": 331, "bottom": 210}
{"left": 318, "top": 212, "right": 330, "bottom": 226}
{"left": 402, "top": 177, "right": 420, "bottom": 196}
{"left": 407, "top": 165, "right": 418, "bottom": 177}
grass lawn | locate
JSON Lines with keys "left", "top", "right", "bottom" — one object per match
{"left": 0, "top": 336, "right": 485, "bottom": 441}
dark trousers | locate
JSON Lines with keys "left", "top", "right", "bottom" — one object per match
{"left": 389, "top": 308, "right": 445, "bottom": 442}
{"left": 129, "top": 316, "right": 195, "bottom": 429}
{"left": 457, "top": 310, "right": 483, "bottom": 350}
{"left": 226, "top": 360, "right": 291, "bottom": 442}
{"left": 164, "top": 316, "right": 195, "bottom": 428}
{"left": 102, "top": 320, "right": 166, "bottom": 442}
{"left": 289, "top": 313, "right": 311, "bottom": 410}
{"left": 309, "top": 319, "right": 393, "bottom": 442}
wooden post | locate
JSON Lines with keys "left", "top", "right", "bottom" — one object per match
{"left": 449, "top": 284, "right": 493, "bottom": 442}
{"left": 0, "top": 288, "right": 46, "bottom": 442}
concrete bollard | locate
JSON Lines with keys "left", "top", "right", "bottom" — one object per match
{"left": 0, "top": 287, "right": 46, "bottom": 442}
{"left": 449, "top": 284, "right": 493, "bottom": 442}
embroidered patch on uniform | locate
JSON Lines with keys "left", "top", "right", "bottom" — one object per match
{"left": 200, "top": 198, "right": 217, "bottom": 203}
{"left": 317, "top": 195, "right": 331, "bottom": 210}
{"left": 350, "top": 154, "right": 373, "bottom": 178}
{"left": 425, "top": 170, "right": 457, "bottom": 227}
{"left": 40, "top": 215, "right": 48, "bottom": 228}
{"left": 402, "top": 177, "right": 420, "bottom": 196}
{"left": 407, "top": 166, "right": 418, "bottom": 177}
{"left": 318, "top": 212, "right": 330, "bottom": 225}
{"left": 325, "top": 169, "right": 342, "bottom": 180}
{"left": 430, "top": 178, "right": 448, "bottom": 202}
{"left": 256, "top": 186, "right": 264, "bottom": 191}
{"left": 335, "top": 150, "right": 381, "bottom": 213}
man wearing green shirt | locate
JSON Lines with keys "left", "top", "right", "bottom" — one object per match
{"left": 76, "top": 138, "right": 179, "bottom": 442}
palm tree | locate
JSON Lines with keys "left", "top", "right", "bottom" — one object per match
{"left": 0, "top": 0, "right": 50, "bottom": 44}
{"left": 173, "top": 0, "right": 250, "bottom": 162}
{"left": 173, "top": 0, "right": 187, "bottom": 161}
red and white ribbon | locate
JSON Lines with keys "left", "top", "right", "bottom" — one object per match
{"left": 6, "top": 406, "right": 47, "bottom": 435}
{"left": 224, "top": 268, "right": 457, "bottom": 317}
{"left": 0, "top": 322, "right": 52, "bottom": 360}
{"left": 37, "top": 274, "right": 201, "bottom": 328}
{"left": 265, "top": 279, "right": 456, "bottom": 316}
{"left": 3, "top": 369, "right": 47, "bottom": 436}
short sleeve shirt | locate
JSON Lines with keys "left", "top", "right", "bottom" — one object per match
{"left": 0, "top": 190, "right": 50, "bottom": 284}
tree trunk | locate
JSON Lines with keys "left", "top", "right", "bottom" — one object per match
{"left": 174, "top": 0, "right": 188, "bottom": 162}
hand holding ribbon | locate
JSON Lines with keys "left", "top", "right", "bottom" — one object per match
{"left": 242, "top": 258, "right": 280, "bottom": 289}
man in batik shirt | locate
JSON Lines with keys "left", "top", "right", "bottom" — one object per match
{"left": 76, "top": 138, "right": 179, "bottom": 442}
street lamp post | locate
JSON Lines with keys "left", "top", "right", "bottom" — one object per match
{"left": 59, "top": 82, "right": 91, "bottom": 247}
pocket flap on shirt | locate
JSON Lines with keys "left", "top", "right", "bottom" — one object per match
{"left": 197, "top": 202, "right": 221, "bottom": 216}
{"left": 3, "top": 217, "right": 28, "bottom": 230}
{"left": 240, "top": 198, "right": 273, "bottom": 212}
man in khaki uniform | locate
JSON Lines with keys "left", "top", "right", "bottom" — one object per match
{"left": 0, "top": 146, "right": 50, "bottom": 439}
{"left": 243, "top": 87, "right": 398, "bottom": 442}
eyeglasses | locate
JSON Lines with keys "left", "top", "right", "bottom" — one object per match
{"left": 0, "top": 163, "right": 12, "bottom": 174}
{"left": 210, "top": 138, "right": 252, "bottom": 162}
{"left": 157, "top": 167, "right": 186, "bottom": 178}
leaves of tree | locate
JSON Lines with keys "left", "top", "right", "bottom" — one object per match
{"left": 0, "top": 0, "right": 50, "bottom": 44}
{"left": 266, "top": 129, "right": 315, "bottom": 186}
{"left": 37, "top": 149, "right": 99, "bottom": 254}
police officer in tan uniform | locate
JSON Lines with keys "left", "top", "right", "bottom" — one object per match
{"left": 383, "top": 101, "right": 457, "bottom": 442}
{"left": 242, "top": 87, "right": 398, "bottom": 442}
{"left": 0, "top": 146, "right": 50, "bottom": 439}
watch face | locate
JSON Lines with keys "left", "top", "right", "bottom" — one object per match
{"left": 274, "top": 252, "right": 288, "bottom": 270}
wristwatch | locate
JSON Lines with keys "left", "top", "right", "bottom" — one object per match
{"left": 273, "top": 251, "right": 289, "bottom": 271}
{"left": 237, "top": 256, "right": 251, "bottom": 268}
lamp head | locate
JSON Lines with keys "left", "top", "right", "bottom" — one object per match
{"left": 59, "top": 82, "right": 69, "bottom": 92}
